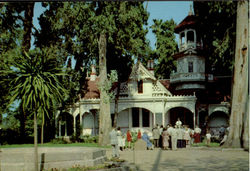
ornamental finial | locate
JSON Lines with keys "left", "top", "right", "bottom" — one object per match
{"left": 188, "top": 4, "right": 193, "bottom": 16}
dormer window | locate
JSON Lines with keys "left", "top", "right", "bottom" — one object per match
{"left": 187, "top": 31, "right": 194, "bottom": 43}
{"left": 188, "top": 61, "right": 193, "bottom": 73}
{"left": 138, "top": 80, "right": 143, "bottom": 93}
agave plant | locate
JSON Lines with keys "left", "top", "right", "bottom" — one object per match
{"left": 7, "top": 49, "right": 67, "bottom": 171}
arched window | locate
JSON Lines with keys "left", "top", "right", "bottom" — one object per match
{"left": 180, "top": 32, "right": 185, "bottom": 45}
{"left": 188, "top": 61, "right": 193, "bottom": 73}
{"left": 187, "top": 31, "right": 194, "bottom": 43}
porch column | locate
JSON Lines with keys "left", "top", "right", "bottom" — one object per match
{"left": 59, "top": 120, "right": 61, "bottom": 137}
{"left": 193, "top": 111, "right": 196, "bottom": 129}
{"left": 150, "top": 111, "right": 153, "bottom": 129}
{"left": 129, "top": 108, "right": 132, "bottom": 129}
{"left": 65, "top": 119, "right": 67, "bottom": 136}
{"left": 162, "top": 101, "right": 165, "bottom": 126}
{"left": 153, "top": 113, "right": 156, "bottom": 126}
{"left": 139, "top": 108, "right": 142, "bottom": 127}
{"left": 73, "top": 115, "right": 76, "bottom": 136}
{"left": 184, "top": 30, "right": 187, "bottom": 48}
{"left": 80, "top": 114, "right": 83, "bottom": 135}
{"left": 194, "top": 30, "right": 197, "bottom": 48}
{"left": 55, "top": 116, "right": 58, "bottom": 138}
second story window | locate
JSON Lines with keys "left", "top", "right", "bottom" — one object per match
{"left": 188, "top": 61, "right": 193, "bottom": 73}
{"left": 187, "top": 31, "right": 194, "bottom": 43}
{"left": 138, "top": 80, "right": 143, "bottom": 94}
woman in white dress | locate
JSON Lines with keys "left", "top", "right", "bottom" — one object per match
{"left": 117, "top": 127, "right": 123, "bottom": 151}
{"left": 183, "top": 127, "right": 191, "bottom": 146}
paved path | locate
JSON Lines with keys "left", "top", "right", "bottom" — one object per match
{"left": 106, "top": 147, "right": 249, "bottom": 171}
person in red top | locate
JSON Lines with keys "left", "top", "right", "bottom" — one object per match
{"left": 126, "top": 130, "right": 132, "bottom": 149}
{"left": 137, "top": 129, "right": 142, "bottom": 139}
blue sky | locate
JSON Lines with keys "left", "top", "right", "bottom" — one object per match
{"left": 32, "top": 1, "right": 191, "bottom": 50}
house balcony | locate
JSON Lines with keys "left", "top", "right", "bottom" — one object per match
{"left": 179, "top": 42, "right": 203, "bottom": 52}
{"left": 170, "top": 72, "right": 205, "bottom": 84}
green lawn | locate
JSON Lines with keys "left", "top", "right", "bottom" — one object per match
{"left": 0, "top": 143, "right": 111, "bottom": 148}
{"left": 191, "top": 141, "right": 220, "bottom": 147}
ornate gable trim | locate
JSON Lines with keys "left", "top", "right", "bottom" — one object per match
{"left": 129, "top": 62, "right": 156, "bottom": 81}
{"left": 152, "top": 80, "right": 172, "bottom": 96}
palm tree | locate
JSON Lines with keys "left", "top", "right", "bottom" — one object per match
{"left": 7, "top": 49, "right": 67, "bottom": 171}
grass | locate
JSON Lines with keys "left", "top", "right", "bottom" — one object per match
{"left": 0, "top": 143, "right": 111, "bottom": 149}
{"left": 191, "top": 141, "right": 220, "bottom": 147}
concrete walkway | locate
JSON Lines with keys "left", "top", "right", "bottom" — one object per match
{"left": 106, "top": 147, "right": 249, "bottom": 171}
{"left": 0, "top": 147, "right": 106, "bottom": 171}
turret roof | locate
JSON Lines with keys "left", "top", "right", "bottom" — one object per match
{"left": 174, "top": 15, "right": 197, "bottom": 33}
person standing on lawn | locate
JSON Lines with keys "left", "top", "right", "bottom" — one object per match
{"left": 126, "top": 129, "right": 132, "bottom": 149}
{"left": 109, "top": 127, "right": 119, "bottom": 158}
{"left": 206, "top": 130, "right": 211, "bottom": 147}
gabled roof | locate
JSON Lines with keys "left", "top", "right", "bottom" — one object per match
{"left": 129, "top": 61, "right": 157, "bottom": 81}
{"left": 82, "top": 62, "right": 173, "bottom": 99}
{"left": 129, "top": 62, "right": 172, "bottom": 96}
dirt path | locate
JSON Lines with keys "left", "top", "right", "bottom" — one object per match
{"left": 106, "top": 147, "right": 249, "bottom": 171}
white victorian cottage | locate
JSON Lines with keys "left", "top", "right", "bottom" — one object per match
{"left": 55, "top": 7, "right": 230, "bottom": 139}
{"left": 55, "top": 61, "right": 197, "bottom": 138}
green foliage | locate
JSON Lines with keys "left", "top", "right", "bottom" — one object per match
{"left": 98, "top": 70, "right": 118, "bottom": 103}
{"left": 194, "top": 1, "right": 237, "bottom": 75}
{"left": 1, "top": 48, "right": 68, "bottom": 145}
{"left": 80, "top": 135, "right": 99, "bottom": 143}
{"left": 49, "top": 138, "right": 68, "bottom": 144}
{"left": 0, "top": 3, "right": 24, "bottom": 114}
{"left": 35, "top": 2, "right": 149, "bottom": 82}
{"left": 150, "top": 19, "right": 178, "bottom": 79}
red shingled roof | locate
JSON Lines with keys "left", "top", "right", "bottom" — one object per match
{"left": 159, "top": 79, "right": 171, "bottom": 89}
{"left": 174, "top": 15, "right": 197, "bottom": 33}
{"left": 83, "top": 77, "right": 100, "bottom": 99}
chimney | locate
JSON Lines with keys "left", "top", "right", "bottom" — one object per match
{"left": 90, "top": 65, "right": 97, "bottom": 81}
{"left": 147, "top": 60, "right": 154, "bottom": 76}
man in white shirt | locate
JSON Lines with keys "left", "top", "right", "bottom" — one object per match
{"left": 170, "top": 125, "right": 178, "bottom": 150}
{"left": 109, "top": 127, "right": 119, "bottom": 158}
{"left": 152, "top": 126, "right": 160, "bottom": 148}
{"left": 176, "top": 118, "right": 182, "bottom": 128}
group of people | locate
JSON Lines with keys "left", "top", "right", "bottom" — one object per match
{"left": 109, "top": 119, "right": 213, "bottom": 158}
{"left": 151, "top": 118, "right": 205, "bottom": 150}
{"left": 109, "top": 127, "right": 143, "bottom": 158}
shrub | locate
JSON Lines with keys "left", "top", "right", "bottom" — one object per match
{"left": 80, "top": 135, "right": 98, "bottom": 143}
{"left": 50, "top": 138, "right": 68, "bottom": 144}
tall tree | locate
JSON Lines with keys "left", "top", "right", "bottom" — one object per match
{"left": 194, "top": 1, "right": 237, "bottom": 76}
{"left": 98, "top": 33, "right": 111, "bottom": 146}
{"left": 0, "top": 2, "right": 23, "bottom": 124}
{"left": 34, "top": 2, "right": 149, "bottom": 144}
{"left": 0, "top": 2, "right": 35, "bottom": 143}
{"left": 223, "top": 0, "right": 248, "bottom": 149}
{"left": 7, "top": 50, "right": 67, "bottom": 171}
{"left": 150, "top": 19, "right": 177, "bottom": 79}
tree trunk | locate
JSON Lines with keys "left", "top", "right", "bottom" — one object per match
{"left": 113, "top": 82, "right": 121, "bottom": 128}
{"left": 243, "top": 1, "right": 250, "bottom": 150}
{"left": 34, "top": 112, "right": 38, "bottom": 171}
{"left": 98, "top": 33, "right": 111, "bottom": 146}
{"left": 223, "top": 0, "right": 248, "bottom": 148}
{"left": 41, "top": 115, "right": 44, "bottom": 144}
{"left": 22, "top": 2, "right": 34, "bottom": 54}
{"left": 243, "top": 97, "right": 249, "bottom": 150}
